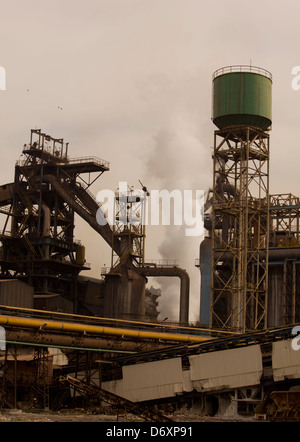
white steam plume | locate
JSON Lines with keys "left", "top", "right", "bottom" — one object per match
{"left": 144, "top": 116, "right": 211, "bottom": 323}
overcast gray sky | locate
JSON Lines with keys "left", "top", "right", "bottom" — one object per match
{"left": 1, "top": 0, "right": 300, "bottom": 321}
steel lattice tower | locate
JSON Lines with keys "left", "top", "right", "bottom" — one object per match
{"left": 209, "top": 66, "right": 272, "bottom": 332}
{"left": 210, "top": 126, "right": 270, "bottom": 331}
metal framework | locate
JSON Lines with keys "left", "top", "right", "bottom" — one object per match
{"left": 60, "top": 374, "right": 173, "bottom": 422}
{"left": 268, "top": 193, "right": 300, "bottom": 325}
{"left": 32, "top": 347, "right": 50, "bottom": 409}
{"left": 210, "top": 125, "right": 270, "bottom": 332}
{"left": 269, "top": 194, "right": 300, "bottom": 246}
{"left": 0, "top": 345, "right": 17, "bottom": 409}
{"left": 111, "top": 183, "right": 147, "bottom": 268}
{"left": 0, "top": 129, "right": 112, "bottom": 313}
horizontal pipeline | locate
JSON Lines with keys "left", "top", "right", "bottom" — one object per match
{"left": 214, "top": 247, "right": 300, "bottom": 262}
{"left": 0, "top": 304, "right": 227, "bottom": 334}
{"left": 0, "top": 315, "right": 210, "bottom": 345}
{"left": 4, "top": 329, "right": 162, "bottom": 353}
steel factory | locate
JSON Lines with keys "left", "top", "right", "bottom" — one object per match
{"left": 0, "top": 65, "right": 300, "bottom": 421}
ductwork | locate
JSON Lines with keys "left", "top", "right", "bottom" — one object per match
{"left": 214, "top": 247, "right": 300, "bottom": 263}
{"left": 267, "top": 248, "right": 300, "bottom": 261}
{"left": 41, "top": 203, "right": 50, "bottom": 237}
{"left": 137, "top": 266, "right": 190, "bottom": 324}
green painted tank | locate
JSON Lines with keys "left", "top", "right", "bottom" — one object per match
{"left": 212, "top": 66, "right": 272, "bottom": 131}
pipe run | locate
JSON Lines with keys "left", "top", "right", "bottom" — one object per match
{"left": 4, "top": 336, "right": 137, "bottom": 354}
{"left": 214, "top": 247, "right": 300, "bottom": 263}
{"left": 0, "top": 314, "right": 209, "bottom": 348}
{"left": 4, "top": 330, "right": 163, "bottom": 353}
{"left": 137, "top": 266, "right": 190, "bottom": 324}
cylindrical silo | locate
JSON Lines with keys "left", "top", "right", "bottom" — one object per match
{"left": 212, "top": 65, "right": 272, "bottom": 130}
{"left": 76, "top": 245, "right": 86, "bottom": 266}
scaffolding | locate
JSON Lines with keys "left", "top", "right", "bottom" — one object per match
{"left": 210, "top": 126, "right": 270, "bottom": 332}
{"left": 111, "top": 183, "right": 147, "bottom": 269}
{"left": 268, "top": 193, "right": 300, "bottom": 326}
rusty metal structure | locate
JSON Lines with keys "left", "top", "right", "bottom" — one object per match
{"left": 0, "top": 129, "right": 190, "bottom": 323}
{"left": 268, "top": 193, "right": 300, "bottom": 326}
{"left": 0, "top": 66, "right": 300, "bottom": 419}
{"left": 0, "top": 129, "right": 111, "bottom": 313}
{"left": 210, "top": 125, "right": 270, "bottom": 331}
{"left": 199, "top": 65, "right": 300, "bottom": 333}
{"left": 209, "top": 67, "right": 271, "bottom": 332}
{"left": 0, "top": 304, "right": 211, "bottom": 411}
{"left": 0, "top": 128, "right": 196, "bottom": 414}
{"left": 60, "top": 374, "right": 174, "bottom": 422}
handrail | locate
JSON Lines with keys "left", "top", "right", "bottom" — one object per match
{"left": 16, "top": 155, "right": 110, "bottom": 169}
{"left": 213, "top": 65, "right": 272, "bottom": 81}
{"left": 67, "top": 156, "right": 110, "bottom": 169}
{"left": 143, "top": 259, "right": 179, "bottom": 267}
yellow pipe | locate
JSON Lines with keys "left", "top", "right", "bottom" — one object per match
{"left": 0, "top": 315, "right": 210, "bottom": 344}
{"left": 0, "top": 304, "right": 232, "bottom": 334}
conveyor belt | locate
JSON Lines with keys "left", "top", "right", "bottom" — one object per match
{"left": 60, "top": 375, "right": 173, "bottom": 422}
{"left": 111, "top": 323, "right": 299, "bottom": 365}
{"left": 43, "top": 174, "right": 121, "bottom": 256}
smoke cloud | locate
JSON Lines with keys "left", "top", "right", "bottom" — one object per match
{"left": 143, "top": 104, "right": 211, "bottom": 322}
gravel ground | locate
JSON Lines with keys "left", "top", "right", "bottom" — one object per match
{"left": 0, "top": 409, "right": 257, "bottom": 422}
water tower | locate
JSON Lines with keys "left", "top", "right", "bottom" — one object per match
{"left": 208, "top": 65, "right": 272, "bottom": 332}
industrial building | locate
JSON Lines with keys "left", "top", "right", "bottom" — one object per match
{"left": 0, "top": 129, "right": 189, "bottom": 323}
{"left": 0, "top": 65, "right": 300, "bottom": 421}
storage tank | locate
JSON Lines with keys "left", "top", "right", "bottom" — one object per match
{"left": 76, "top": 245, "right": 86, "bottom": 266}
{"left": 212, "top": 65, "right": 272, "bottom": 130}
{"left": 104, "top": 263, "right": 146, "bottom": 321}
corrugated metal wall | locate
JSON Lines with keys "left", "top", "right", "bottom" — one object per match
{"left": 0, "top": 279, "right": 33, "bottom": 308}
{"left": 122, "top": 358, "right": 186, "bottom": 402}
{"left": 272, "top": 339, "right": 300, "bottom": 381}
{"left": 189, "top": 345, "right": 263, "bottom": 392}
{"left": 103, "top": 358, "right": 189, "bottom": 402}
{"left": 102, "top": 346, "right": 265, "bottom": 402}
{"left": 91, "top": 341, "right": 300, "bottom": 404}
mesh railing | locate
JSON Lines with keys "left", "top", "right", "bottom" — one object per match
{"left": 213, "top": 65, "right": 272, "bottom": 81}
{"left": 67, "top": 156, "right": 110, "bottom": 169}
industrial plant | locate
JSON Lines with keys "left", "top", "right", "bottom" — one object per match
{"left": 0, "top": 65, "right": 299, "bottom": 421}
